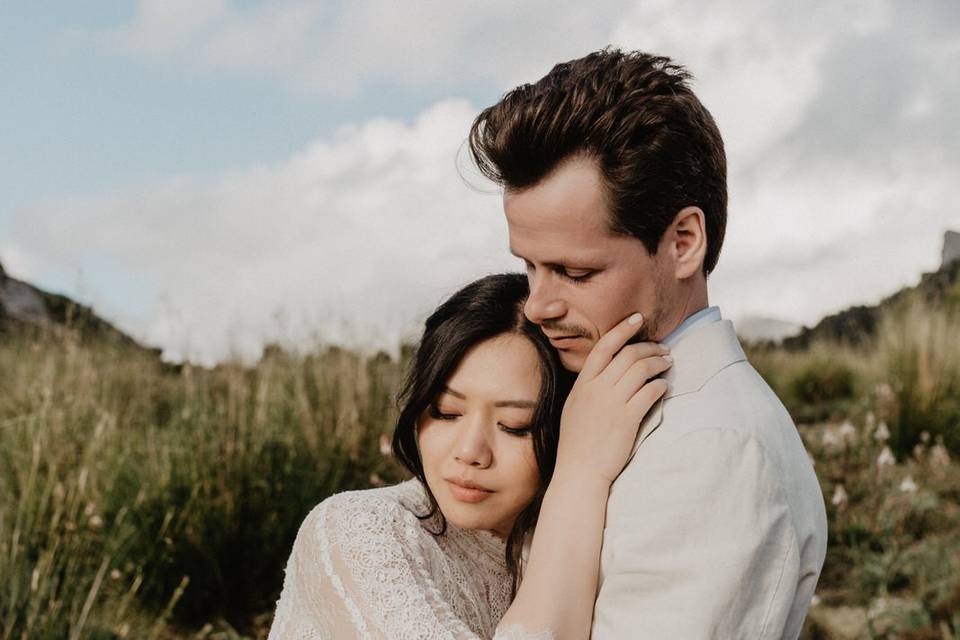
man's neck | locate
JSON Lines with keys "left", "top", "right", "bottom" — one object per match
{"left": 655, "top": 283, "right": 709, "bottom": 341}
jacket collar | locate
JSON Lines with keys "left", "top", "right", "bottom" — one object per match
{"left": 625, "top": 320, "right": 747, "bottom": 462}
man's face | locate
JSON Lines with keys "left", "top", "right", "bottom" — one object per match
{"left": 505, "top": 155, "right": 671, "bottom": 372}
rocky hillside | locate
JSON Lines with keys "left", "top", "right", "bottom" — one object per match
{"left": 781, "top": 232, "right": 960, "bottom": 350}
{"left": 0, "top": 259, "right": 156, "bottom": 354}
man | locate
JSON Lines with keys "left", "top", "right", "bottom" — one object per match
{"left": 469, "top": 49, "right": 828, "bottom": 638}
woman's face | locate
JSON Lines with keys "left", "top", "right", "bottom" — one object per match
{"left": 418, "top": 333, "right": 542, "bottom": 538}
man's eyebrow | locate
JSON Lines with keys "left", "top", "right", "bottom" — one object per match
{"left": 443, "top": 386, "right": 535, "bottom": 409}
{"left": 509, "top": 246, "right": 599, "bottom": 269}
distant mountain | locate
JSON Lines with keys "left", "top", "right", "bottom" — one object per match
{"left": 0, "top": 258, "right": 157, "bottom": 354}
{"left": 781, "top": 231, "right": 960, "bottom": 350}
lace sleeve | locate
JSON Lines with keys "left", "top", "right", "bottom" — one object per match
{"left": 268, "top": 491, "right": 488, "bottom": 640}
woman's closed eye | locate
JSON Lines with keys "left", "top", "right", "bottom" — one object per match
{"left": 428, "top": 404, "right": 460, "bottom": 421}
{"left": 499, "top": 423, "right": 532, "bottom": 437}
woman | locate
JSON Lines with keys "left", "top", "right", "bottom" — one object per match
{"left": 268, "top": 273, "right": 670, "bottom": 639}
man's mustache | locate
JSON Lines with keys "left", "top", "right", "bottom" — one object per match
{"left": 539, "top": 322, "right": 592, "bottom": 339}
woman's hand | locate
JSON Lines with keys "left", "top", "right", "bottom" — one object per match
{"left": 554, "top": 312, "right": 671, "bottom": 488}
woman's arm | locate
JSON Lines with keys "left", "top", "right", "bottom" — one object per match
{"left": 495, "top": 314, "right": 671, "bottom": 640}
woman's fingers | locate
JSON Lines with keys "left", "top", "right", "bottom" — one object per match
{"left": 579, "top": 312, "right": 646, "bottom": 380}
{"left": 626, "top": 378, "right": 669, "bottom": 421}
{"left": 614, "top": 355, "right": 673, "bottom": 402}
{"left": 598, "top": 342, "right": 670, "bottom": 386}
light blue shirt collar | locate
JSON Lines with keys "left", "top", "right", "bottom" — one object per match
{"left": 660, "top": 306, "right": 722, "bottom": 347}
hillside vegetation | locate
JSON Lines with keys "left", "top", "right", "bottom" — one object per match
{"left": 2, "top": 270, "right": 959, "bottom": 638}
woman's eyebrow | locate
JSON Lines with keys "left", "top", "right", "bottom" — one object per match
{"left": 494, "top": 399, "right": 536, "bottom": 409}
{"left": 443, "top": 387, "right": 535, "bottom": 409}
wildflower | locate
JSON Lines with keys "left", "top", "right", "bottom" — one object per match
{"left": 379, "top": 434, "right": 392, "bottom": 456}
{"left": 838, "top": 420, "right": 857, "bottom": 444}
{"left": 920, "top": 431, "right": 931, "bottom": 444}
{"left": 831, "top": 484, "right": 848, "bottom": 509}
{"left": 369, "top": 473, "right": 384, "bottom": 486}
{"left": 88, "top": 515, "right": 103, "bottom": 529}
{"left": 822, "top": 429, "right": 840, "bottom": 448}
{"left": 84, "top": 502, "right": 97, "bottom": 517}
{"left": 110, "top": 568, "right": 122, "bottom": 581}
{"left": 929, "top": 439, "right": 951, "bottom": 468}
{"left": 875, "top": 382, "right": 895, "bottom": 404}
{"left": 864, "top": 412, "right": 876, "bottom": 431}
{"left": 876, "top": 446, "right": 896, "bottom": 468}
{"left": 912, "top": 443, "right": 926, "bottom": 463}
{"left": 898, "top": 475, "right": 917, "bottom": 493}
{"left": 873, "top": 421, "right": 890, "bottom": 443}
{"left": 811, "top": 594, "right": 822, "bottom": 607}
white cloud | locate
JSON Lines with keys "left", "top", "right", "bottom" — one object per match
{"left": 95, "top": 0, "right": 626, "bottom": 96}
{"left": 18, "top": 0, "right": 960, "bottom": 361}
{"left": 10, "top": 99, "right": 517, "bottom": 364}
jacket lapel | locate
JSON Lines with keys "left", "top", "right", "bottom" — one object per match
{"left": 624, "top": 320, "right": 747, "bottom": 464}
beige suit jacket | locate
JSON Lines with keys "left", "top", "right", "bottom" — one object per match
{"left": 591, "top": 320, "right": 828, "bottom": 639}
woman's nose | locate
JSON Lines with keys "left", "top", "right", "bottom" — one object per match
{"left": 453, "top": 416, "right": 493, "bottom": 468}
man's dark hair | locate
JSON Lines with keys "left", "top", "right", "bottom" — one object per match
{"left": 392, "top": 272, "right": 575, "bottom": 596}
{"left": 468, "top": 48, "right": 727, "bottom": 275}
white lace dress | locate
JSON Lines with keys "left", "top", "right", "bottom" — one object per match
{"left": 267, "top": 479, "right": 552, "bottom": 640}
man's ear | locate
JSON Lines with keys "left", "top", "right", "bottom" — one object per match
{"left": 668, "top": 206, "right": 707, "bottom": 280}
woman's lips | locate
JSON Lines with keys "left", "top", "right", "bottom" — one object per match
{"left": 446, "top": 480, "right": 494, "bottom": 503}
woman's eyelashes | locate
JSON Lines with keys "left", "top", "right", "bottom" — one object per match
{"left": 428, "top": 404, "right": 532, "bottom": 437}
{"left": 499, "top": 424, "right": 533, "bottom": 437}
{"left": 428, "top": 403, "right": 459, "bottom": 421}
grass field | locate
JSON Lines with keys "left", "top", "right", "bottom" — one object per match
{"left": 1, "top": 297, "right": 958, "bottom": 639}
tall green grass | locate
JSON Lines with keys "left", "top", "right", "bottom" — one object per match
{"left": 0, "top": 332, "right": 407, "bottom": 638}
{"left": 2, "top": 292, "right": 959, "bottom": 638}
{"left": 750, "top": 295, "right": 960, "bottom": 459}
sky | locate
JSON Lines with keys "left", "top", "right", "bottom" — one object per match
{"left": 2, "top": 1, "right": 959, "bottom": 364}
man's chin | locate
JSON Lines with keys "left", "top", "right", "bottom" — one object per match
{"left": 556, "top": 348, "right": 587, "bottom": 373}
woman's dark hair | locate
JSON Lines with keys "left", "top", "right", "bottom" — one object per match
{"left": 468, "top": 47, "right": 727, "bottom": 276}
{"left": 392, "top": 272, "right": 574, "bottom": 595}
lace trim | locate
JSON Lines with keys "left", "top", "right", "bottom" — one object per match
{"left": 316, "top": 500, "right": 371, "bottom": 639}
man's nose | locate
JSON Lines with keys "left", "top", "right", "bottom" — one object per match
{"left": 454, "top": 415, "right": 493, "bottom": 468}
{"left": 524, "top": 274, "right": 566, "bottom": 325}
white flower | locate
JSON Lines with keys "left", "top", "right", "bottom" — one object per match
{"left": 898, "top": 475, "right": 918, "bottom": 493}
{"left": 811, "top": 594, "right": 822, "bottom": 607}
{"left": 876, "top": 446, "right": 896, "bottom": 468}
{"left": 930, "top": 442, "right": 951, "bottom": 468}
{"left": 379, "top": 434, "right": 392, "bottom": 456}
{"left": 822, "top": 429, "right": 841, "bottom": 448}
{"left": 920, "top": 431, "right": 931, "bottom": 444}
{"left": 831, "top": 484, "right": 848, "bottom": 508}
{"left": 873, "top": 421, "right": 890, "bottom": 443}
{"left": 838, "top": 420, "right": 857, "bottom": 443}
{"left": 864, "top": 412, "right": 876, "bottom": 431}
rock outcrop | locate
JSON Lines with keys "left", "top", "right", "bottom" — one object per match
{"left": 0, "top": 258, "right": 153, "bottom": 353}
{"left": 943, "top": 229, "right": 960, "bottom": 270}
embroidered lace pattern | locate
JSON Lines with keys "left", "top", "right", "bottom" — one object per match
{"left": 267, "top": 479, "right": 555, "bottom": 639}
